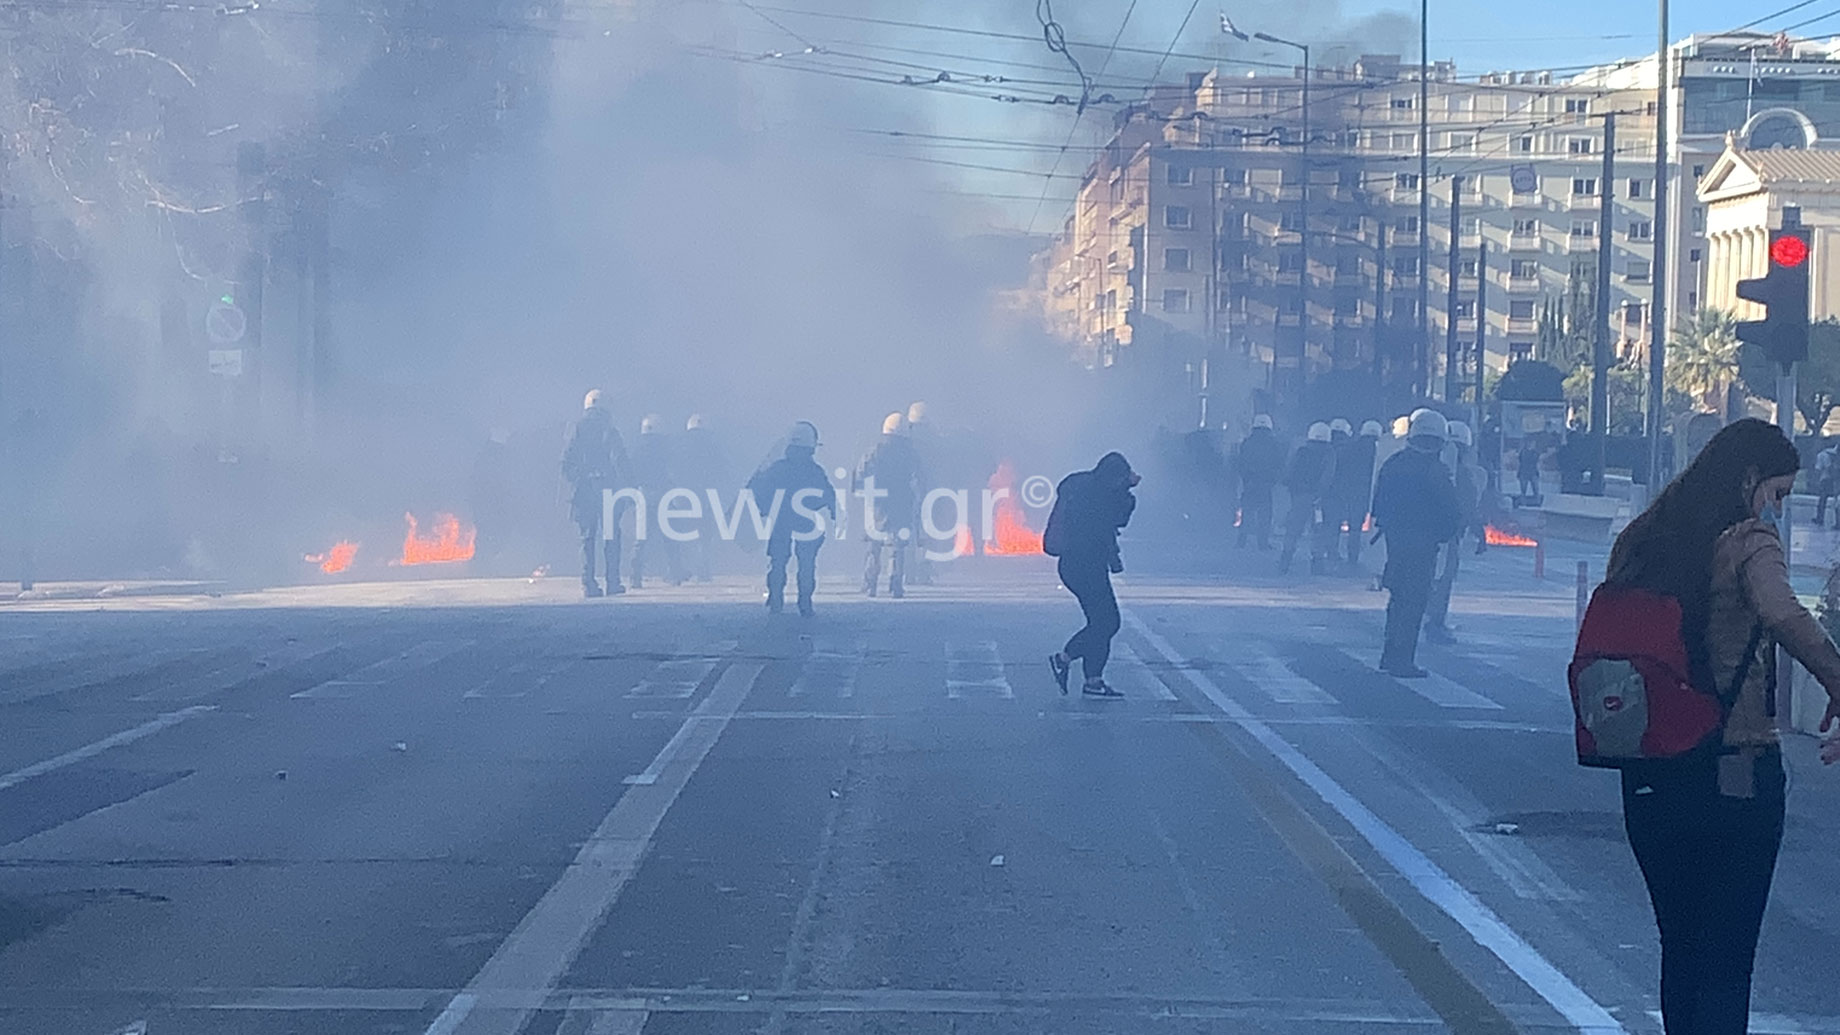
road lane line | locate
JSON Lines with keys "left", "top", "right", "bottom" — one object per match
{"left": 292, "top": 640, "right": 474, "bottom": 698}
{"left": 1400, "top": 670, "right": 1504, "bottom": 711}
{"left": 1123, "top": 611, "right": 1624, "bottom": 1035}
{"left": 1109, "top": 641, "right": 1177, "bottom": 700}
{"left": 1238, "top": 652, "right": 1336, "bottom": 705}
{"left": 425, "top": 660, "right": 762, "bottom": 1035}
{"left": 945, "top": 641, "right": 1012, "bottom": 699}
{"left": 0, "top": 705, "right": 215, "bottom": 793}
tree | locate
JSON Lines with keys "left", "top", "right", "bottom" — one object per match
{"left": 1495, "top": 359, "right": 1566, "bottom": 402}
{"left": 1665, "top": 307, "right": 1739, "bottom": 413}
{"left": 1564, "top": 363, "right": 1646, "bottom": 435}
{"left": 1535, "top": 264, "right": 1596, "bottom": 372}
{"left": 1738, "top": 318, "right": 1840, "bottom": 433}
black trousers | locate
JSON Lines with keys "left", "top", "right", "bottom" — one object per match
{"left": 1624, "top": 751, "right": 1785, "bottom": 1035}
{"left": 767, "top": 538, "right": 822, "bottom": 609}
{"left": 1381, "top": 579, "right": 1431, "bottom": 670}
{"left": 1059, "top": 557, "right": 1119, "bottom": 680}
{"left": 576, "top": 501, "right": 623, "bottom": 589}
{"left": 1238, "top": 483, "right": 1273, "bottom": 547}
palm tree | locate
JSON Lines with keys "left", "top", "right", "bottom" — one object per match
{"left": 1666, "top": 307, "right": 1740, "bottom": 412}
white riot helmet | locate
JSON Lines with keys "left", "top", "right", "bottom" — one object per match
{"left": 1329, "top": 418, "right": 1353, "bottom": 436}
{"left": 640, "top": 413, "right": 662, "bottom": 435}
{"left": 1448, "top": 420, "right": 1473, "bottom": 447}
{"left": 1307, "top": 422, "right": 1333, "bottom": 443}
{"left": 1408, "top": 408, "right": 1449, "bottom": 444}
{"left": 686, "top": 413, "right": 708, "bottom": 431}
{"left": 1252, "top": 414, "right": 1274, "bottom": 430}
{"left": 906, "top": 401, "right": 928, "bottom": 425}
{"left": 1392, "top": 415, "right": 1412, "bottom": 438}
{"left": 882, "top": 412, "right": 906, "bottom": 436}
{"left": 787, "top": 421, "right": 820, "bottom": 450}
{"left": 583, "top": 389, "right": 606, "bottom": 412}
{"left": 1360, "top": 420, "right": 1383, "bottom": 437}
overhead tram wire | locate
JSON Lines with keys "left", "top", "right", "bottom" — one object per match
{"left": 1026, "top": 0, "right": 1142, "bottom": 235}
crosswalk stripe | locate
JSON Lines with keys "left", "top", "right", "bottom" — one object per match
{"left": 1108, "top": 642, "right": 1177, "bottom": 700}
{"left": 291, "top": 640, "right": 474, "bottom": 698}
{"left": 1400, "top": 670, "right": 1504, "bottom": 710}
{"left": 788, "top": 641, "right": 865, "bottom": 700}
{"left": 464, "top": 658, "right": 575, "bottom": 700}
{"left": 946, "top": 641, "right": 1012, "bottom": 700}
{"left": 1237, "top": 652, "right": 1337, "bottom": 705}
{"left": 626, "top": 640, "right": 737, "bottom": 700}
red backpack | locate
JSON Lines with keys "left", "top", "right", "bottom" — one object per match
{"left": 1568, "top": 585, "right": 1763, "bottom": 768}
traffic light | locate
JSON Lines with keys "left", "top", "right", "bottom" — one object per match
{"left": 1735, "top": 226, "right": 1811, "bottom": 365}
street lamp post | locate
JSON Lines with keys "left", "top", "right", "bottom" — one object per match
{"left": 1256, "top": 31, "right": 1311, "bottom": 411}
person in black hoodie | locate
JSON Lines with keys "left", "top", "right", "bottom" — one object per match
{"left": 1235, "top": 415, "right": 1283, "bottom": 550}
{"left": 1370, "top": 409, "right": 1460, "bottom": 677}
{"left": 1044, "top": 452, "right": 1140, "bottom": 697}
{"left": 746, "top": 421, "right": 837, "bottom": 617}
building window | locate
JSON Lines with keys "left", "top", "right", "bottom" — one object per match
{"left": 1336, "top": 294, "right": 1359, "bottom": 315}
{"left": 1517, "top": 135, "right": 1535, "bottom": 153}
{"left": 1165, "top": 205, "right": 1192, "bottom": 229}
{"left": 1692, "top": 164, "right": 1705, "bottom": 179}
{"left": 1396, "top": 172, "right": 1421, "bottom": 190}
{"left": 1449, "top": 133, "right": 1476, "bottom": 153}
{"left": 1459, "top": 258, "right": 1479, "bottom": 278}
{"left": 1392, "top": 132, "right": 1416, "bottom": 150}
{"left": 1107, "top": 250, "right": 1121, "bottom": 269}
{"left": 1691, "top": 207, "right": 1706, "bottom": 232}
{"left": 1163, "top": 288, "right": 1191, "bottom": 313}
{"left": 1109, "top": 178, "right": 1125, "bottom": 204}
{"left": 1570, "top": 220, "right": 1597, "bottom": 238}
{"left": 1627, "top": 220, "right": 1653, "bottom": 240}
{"left": 1279, "top": 210, "right": 1302, "bottom": 232}
{"left": 1570, "top": 258, "right": 1597, "bottom": 279}
{"left": 1167, "top": 165, "right": 1193, "bottom": 186}
{"left": 1628, "top": 178, "right": 1647, "bottom": 199}
{"left": 1511, "top": 258, "right": 1540, "bottom": 279}
{"left": 1625, "top": 259, "right": 1651, "bottom": 282}
{"left": 1622, "top": 302, "right": 1646, "bottom": 327}
{"left": 1394, "top": 297, "right": 1420, "bottom": 321}
{"left": 1391, "top": 96, "right": 1415, "bottom": 110}
{"left": 1397, "top": 215, "right": 1420, "bottom": 234}
{"left": 1279, "top": 250, "right": 1304, "bottom": 273}
{"left": 1223, "top": 167, "right": 1248, "bottom": 186}
{"left": 1572, "top": 177, "right": 1597, "bottom": 196}
{"left": 1338, "top": 214, "right": 1363, "bottom": 233}
{"left": 1510, "top": 300, "right": 1537, "bottom": 320}
{"left": 1104, "top": 289, "right": 1117, "bottom": 312}
{"left": 1164, "top": 247, "right": 1191, "bottom": 272}
{"left": 1564, "top": 97, "right": 1590, "bottom": 114}
{"left": 1690, "top": 247, "right": 1702, "bottom": 263}
{"left": 1510, "top": 341, "right": 1534, "bottom": 363}
{"left": 1454, "top": 300, "right": 1477, "bottom": 318}
{"left": 1461, "top": 216, "right": 1481, "bottom": 238}
{"left": 1393, "top": 255, "right": 1420, "bottom": 276}
{"left": 1513, "top": 218, "right": 1540, "bottom": 237}
{"left": 1283, "top": 296, "right": 1304, "bottom": 315}
{"left": 1568, "top": 137, "right": 1594, "bottom": 155}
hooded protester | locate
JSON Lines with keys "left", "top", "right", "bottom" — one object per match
{"left": 1044, "top": 452, "right": 1139, "bottom": 698}
{"left": 561, "top": 389, "right": 630, "bottom": 598}
{"left": 1370, "top": 409, "right": 1460, "bottom": 676}
{"left": 1279, "top": 422, "right": 1338, "bottom": 575}
{"left": 746, "top": 421, "right": 837, "bottom": 616}
{"left": 1235, "top": 415, "right": 1284, "bottom": 550}
{"left": 855, "top": 412, "right": 927, "bottom": 598}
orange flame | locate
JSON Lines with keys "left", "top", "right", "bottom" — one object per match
{"left": 399, "top": 512, "right": 476, "bottom": 565}
{"left": 1485, "top": 525, "right": 1539, "bottom": 548}
{"left": 303, "top": 540, "right": 360, "bottom": 574}
{"left": 983, "top": 461, "right": 1043, "bottom": 556}
{"left": 953, "top": 524, "right": 975, "bottom": 558}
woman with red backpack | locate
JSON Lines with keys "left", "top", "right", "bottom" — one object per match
{"left": 1598, "top": 418, "right": 1840, "bottom": 1033}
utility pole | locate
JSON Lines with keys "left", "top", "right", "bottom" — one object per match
{"left": 1591, "top": 112, "right": 1616, "bottom": 496}
{"left": 1474, "top": 238, "right": 1488, "bottom": 431}
{"left": 1418, "top": 0, "right": 1431, "bottom": 398}
{"left": 1256, "top": 31, "right": 1311, "bottom": 409}
{"left": 1373, "top": 221, "right": 1389, "bottom": 383}
{"left": 1647, "top": 0, "right": 1671, "bottom": 489}
{"left": 1444, "top": 175, "right": 1463, "bottom": 403}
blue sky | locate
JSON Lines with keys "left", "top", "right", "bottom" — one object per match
{"left": 1368, "top": 0, "right": 1791, "bottom": 73}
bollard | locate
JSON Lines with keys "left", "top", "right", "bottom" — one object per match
{"left": 1534, "top": 539, "right": 1545, "bottom": 579}
{"left": 1576, "top": 561, "right": 1589, "bottom": 632}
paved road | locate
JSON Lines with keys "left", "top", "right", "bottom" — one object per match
{"left": 3, "top": 550, "right": 1840, "bottom": 1035}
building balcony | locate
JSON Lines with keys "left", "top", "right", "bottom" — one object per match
{"left": 1509, "top": 234, "right": 1543, "bottom": 251}
{"left": 1568, "top": 235, "right": 1599, "bottom": 252}
{"left": 1569, "top": 194, "right": 1601, "bottom": 210}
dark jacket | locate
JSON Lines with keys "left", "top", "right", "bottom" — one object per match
{"left": 1371, "top": 445, "right": 1460, "bottom": 590}
{"left": 1043, "top": 452, "right": 1137, "bottom": 569}
{"left": 630, "top": 430, "right": 674, "bottom": 491}
{"left": 854, "top": 433, "right": 926, "bottom": 529}
{"left": 746, "top": 446, "right": 837, "bottom": 552}
{"left": 1333, "top": 434, "right": 1379, "bottom": 509}
{"left": 1237, "top": 428, "right": 1283, "bottom": 487}
{"left": 561, "top": 409, "right": 627, "bottom": 521}
{"left": 1285, "top": 440, "right": 1337, "bottom": 501}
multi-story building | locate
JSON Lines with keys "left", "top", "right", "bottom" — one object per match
{"left": 1039, "top": 32, "right": 1840, "bottom": 423}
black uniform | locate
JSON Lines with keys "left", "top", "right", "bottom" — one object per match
{"left": 1043, "top": 453, "right": 1137, "bottom": 683}
{"left": 1370, "top": 443, "right": 1460, "bottom": 674}
{"left": 629, "top": 430, "right": 685, "bottom": 587}
{"left": 561, "top": 408, "right": 629, "bottom": 594}
{"left": 1279, "top": 439, "right": 1337, "bottom": 574}
{"left": 747, "top": 445, "right": 837, "bottom": 615}
{"left": 855, "top": 433, "right": 926, "bottom": 597}
{"left": 1235, "top": 427, "right": 1283, "bottom": 550}
{"left": 1328, "top": 431, "right": 1378, "bottom": 565}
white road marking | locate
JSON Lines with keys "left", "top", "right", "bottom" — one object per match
{"left": 1108, "top": 642, "right": 1177, "bottom": 700}
{"left": 626, "top": 641, "right": 735, "bottom": 700}
{"left": 463, "top": 660, "right": 574, "bottom": 701}
{"left": 1123, "top": 611, "right": 1625, "bottom": 1035}
{"left": 425, "top": 661, "right": 763, "bottom": 1035}
{"left": 0, "top": 705, "right": 215, "bottom": 793}
{"left": 584, "top": 1010, "right": 648, "bottom": 1035}
{"left": 292, "top": 640, "right": 474, "bottom": 698}
{"left": 134, "top": 643, "right": 340, "bottom": 702}
{"left": 1236, "top": 652, "right": 1336, "bottom": 705}
{"left": 1401, "top": 670, "right": 1504, "bottom": 711}
{"left": 788, "top": 642, "right": 864, "bottom": 700}
{"left": 946, "top": 641, "right": 1012, "bottom": 699}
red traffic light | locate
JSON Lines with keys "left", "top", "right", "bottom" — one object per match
{"left": 1772, "top": 234, "right": 1809, "bottom": 268}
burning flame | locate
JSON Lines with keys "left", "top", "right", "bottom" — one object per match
{"left": 399, "top": 512, "right": 476, "bottom": 565}
{"left": 953, "top": 524, "right": 975, "bottom": 558}
{"left": 1485, "top": 525, "right": 1539, "bottom": 548}
{"left": 983, "top": 461, "right": 1043, "bottom": 556}
{"left": 304, "top": 541, "right": 359, "bottom": 575}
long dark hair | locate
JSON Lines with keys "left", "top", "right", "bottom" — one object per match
{"left": 1607, "top": 418, "right": 1800, "bottom": 687}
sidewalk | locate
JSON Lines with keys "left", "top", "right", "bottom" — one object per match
{"left": 0, "top": 580, "right": 222, "bottom": 604}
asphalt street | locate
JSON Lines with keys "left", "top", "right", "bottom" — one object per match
{"left": 4, "top": 547, "right": 1840, "bottom": 1035}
